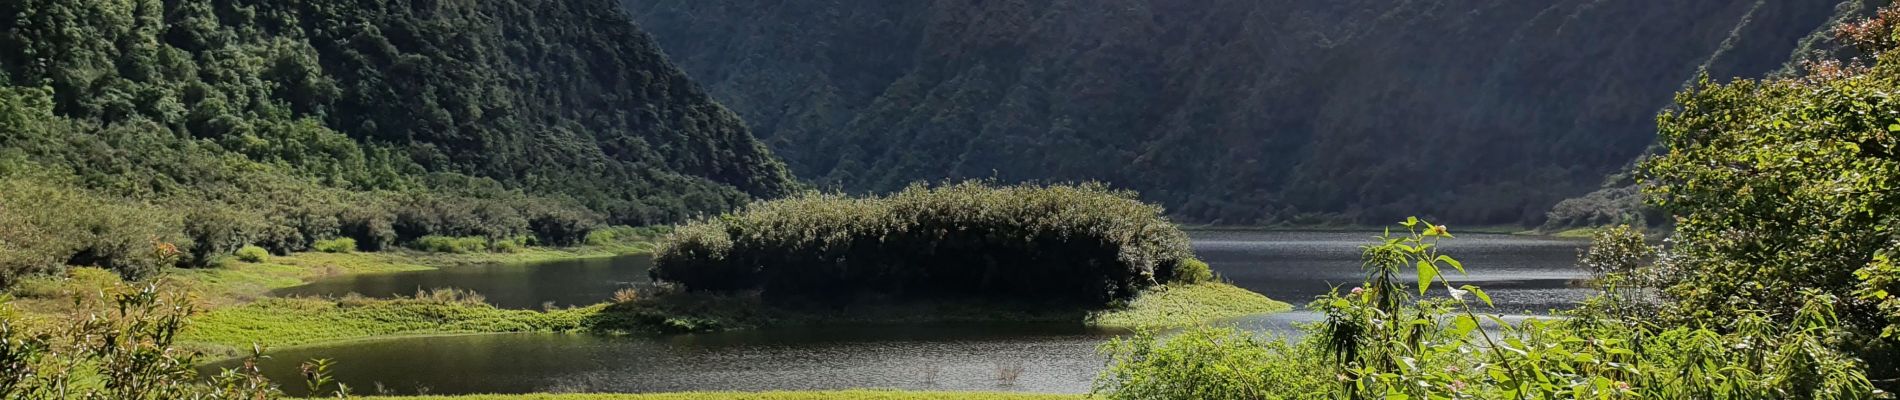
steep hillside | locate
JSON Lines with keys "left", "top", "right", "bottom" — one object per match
{"left": 623, "top": 0, "right": 1858, "bottom": 225}
{"left": 1, "top": 0, "right": 795, "bottom": 224}
{"left": 0, "top": 0, "right": 795, "bottom": 283}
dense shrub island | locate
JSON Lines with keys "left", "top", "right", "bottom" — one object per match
{"left": 653, "top": 182, "right": 1195, "bottom": 306}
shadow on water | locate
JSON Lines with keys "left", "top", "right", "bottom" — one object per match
{"left": 219, "top": 231, "right": 1588, "bottom": 395}
{"left": 270, "top": 255, "right": 653, "bottom": 309}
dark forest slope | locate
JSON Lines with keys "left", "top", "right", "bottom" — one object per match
{"left": 0, "top": 0, "right": 796, "bottom": 283}
{"left": 623, "top": 0, "right": 1862, "bottom": 225}
{"left": 1, "top": 0, "right": 796, "bottom": 224}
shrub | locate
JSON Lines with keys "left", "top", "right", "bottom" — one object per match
{"left": 0, "top": 284, "right": 285, "bottom": 399}
{"left": 493, "top": 236, "right": 528, "bottom": 253}
{"left": 182, "top": 208, "right": 259, "bottom": 267}
{"left": 312, "top": 238, "right": 357, "bottom": 253}
{"left": 528, "top": 206, "right": 600, "bottom": 246}
{"left": 234, "top": 245, "right": 270, "bottom": 263}
{"left": 1095, "top": 328, "right": 1327, "bottom": 400}
{"left": 1168, "top": 258, "right": 1215, "bottom": 284}
{"left": 652, "top": 181, "right": 1195, "bottom": 306}
{"left": 584, "top": 225, "right": 656, "bottom": 246}
{"left": 410, "top": 235, "right": 488, "bottom": 253}
{"left": 338, "top": 206, "right": 396, "bottom": 251}
{"left": 1095, "top": 218, "right": 1877, "bottom": 400}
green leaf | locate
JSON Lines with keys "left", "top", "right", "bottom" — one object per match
{"left": 1462, "top": 285, "right": 1493, "bottom": 307}
{"left": 1452, "top": 315, "right": 1478, "bottom": 337}
{"left": 1403, "top": 216, "right": 1419, "bottom": 227}
{"left": 1888, "top": 123, "right": 1900, "bottom": 132}
{"left": 1416, "top": 260, "right": 1438, "bottom": 295}
{"left": 1437, "top": 255, "right": 1464, "bottom": 274}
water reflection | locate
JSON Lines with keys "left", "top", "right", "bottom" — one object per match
{"left": 217, "top": 231, "right": 1587, "bottom": 395}
{"left": 271, "top": 255, "right": 652, "bottom": 309}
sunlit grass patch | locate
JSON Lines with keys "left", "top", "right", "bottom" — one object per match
{"left": 358, "top": 390, "right": 1083, "bottom": 400}
{"left": 180, "top": 292, "right": 602, "bottom": 357}
{"left": 1090, "top": 282, "right": 1291, "bottom": 329}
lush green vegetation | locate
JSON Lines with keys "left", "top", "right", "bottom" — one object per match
{"left": 1, "top": 284, "right": 285, "bottom": 398}
{"left": 182, "top": 292, "right": 599, "bottom": 357}
{"left": 654, "top": 182, "right": 1198, "bottom": 306}
{"left": 1095, "top": 220, "right": 1875, "bottom": 399}
{"left": 1088, "top": 9, "right": 1900, "bottom": 398}
{"left": 590, "top": 281, "right": 1282, "bottom": 334}
{"left": 6, "top": 237, "right": 652, "bottom": 352}
{"left": 1638, "top": 4, "right": 1900, "bottom": 376}
{"left": 359, "top": 392, "right": 1079, "bottom": 400}
{"left": 0, "top": 0, "right": 796, "bottom": 287}
{"left": 623, "top": 0, "right": 1854, "bottom": 226}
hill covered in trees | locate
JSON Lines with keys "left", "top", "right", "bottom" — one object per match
{"left": 621, "top": 0, "right": 1867, "bottom": 225}
{"left": 0, "top": 0, "right": 795, "bottom": 283}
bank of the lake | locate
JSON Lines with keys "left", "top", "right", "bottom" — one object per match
{"left": 7, "top": 243, "right": 651, "bottom": 356}
{"left": 363, "top": 391, "right": 1080, "bottom": 400}
{"left": 203, "top": 231, "right": 1585, "bottom": 396}
{"left": 183, "top": 279, "right": 1282, "bottom": 357}
{"left": 124, "top": 237, "right": 1283, "bottom": 355}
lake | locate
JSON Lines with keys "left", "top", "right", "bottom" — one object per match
{"left": 272, "top": 255, "right": 655, "bottom": 309}
{"left": 214, "top": 231, "right": 1587, "bottom": 396}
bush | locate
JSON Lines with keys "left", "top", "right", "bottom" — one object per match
{"left": 182, "top": 208, "right": 260, "bottom": 267}
{"left": 1095, "top": 328, "right": 1327, "bottom": 400}
{"left": 528, "top": 206, "right": 600, "bottom": 246}
{"left": 234, "top": 245, "right": 270, "bottom": 263}
{"left": 312, "top": 238, "right": 356, "bottom": 253}
{"left": 493, "top": 236, "right": 528, "bottom": 253}
{"left": 0, "top": 283, "right": 287, "bottom": 399}
{"left": 411, "top": 235, "right": 488, "bottom": 253}
{"left": 584, "top": 225, "right": 654, "bottom": 246}
{"left": 1096, "top": 218, "right": 1876, "bottom": 400}
{"left": 652, "top": 181, "right": 1195, "bottom": 306}
{"left": 1168, "top": 258, "right": 1215, "bottom": 284}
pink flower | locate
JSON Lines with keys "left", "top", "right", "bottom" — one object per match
{"left": 1350, "top": 287, "right": 1364, "bottom": 295}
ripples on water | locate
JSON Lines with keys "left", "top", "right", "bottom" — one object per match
{"left": 219, "top": 231, "right": 1587, "bottom": 396}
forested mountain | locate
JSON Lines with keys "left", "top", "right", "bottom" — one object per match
{"left": 1, "top": 0, "right": 795, "bottom": 222}
{"left": 622, "top": 0, "right": 1866, "bottom": 225}
{"left": 0, "top": 0, "right": 795, "bottom": 282}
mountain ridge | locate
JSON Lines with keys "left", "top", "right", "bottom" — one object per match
{"left": 623, "top": 0, "right": 1863, "bottom": 225}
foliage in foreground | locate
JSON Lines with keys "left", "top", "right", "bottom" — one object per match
{"left": 1, "top": 284, "right": 287, "bottom": 399}
{"left": 654, "top": 181, "right": 1199, "bottom": 306}
{"left": 1637, "top": 5, "right": 1900, "bottom": 377}
{"left": 1094, "top": 220, "right": 1876, "bottom": 400}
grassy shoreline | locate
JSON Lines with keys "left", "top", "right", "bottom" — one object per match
{"left": 1181, "top": 224, "right": 1531, "bottom": 235}
{"left": 184, "top": 280, "right": 1286, "bottom": 358}
{"left": 8, "top": 243, "right": 650, "bottom": 354}
{"left": 360, "top": 391, "right": 1082, "bottom": 400}
{"left": 13, "top": 239, "right": 1287, "bottom": 360}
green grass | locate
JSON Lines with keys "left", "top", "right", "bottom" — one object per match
{"left": 1183, "top": 224, "right": 1526, "bottom": 234}
{"left": 166, "top": 243, "right": 650, "bottom": 305}
{"left": 180, "top": 295, "right": 603, "bottom": 357}
{"left": 1090, "top": 282, "right": 1293, "bottom": 329}
{"left": 10, "top": 242, "right": 652, "bottom": 355}
{"left": 358, "top": 391, "right": 1081, "bottom": 400}
{"left": 591, "top": 282, "right": 1290, "bottom": 334}
{"left": 1548, "top": 227, "right": 1602, "bottom": 238}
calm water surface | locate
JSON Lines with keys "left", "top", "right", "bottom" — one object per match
{"left": 272, "top": 255, "right": 653, "bottom": 309}
{"left": 217, "top": 231, "right": 1586, "bottom": 395}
